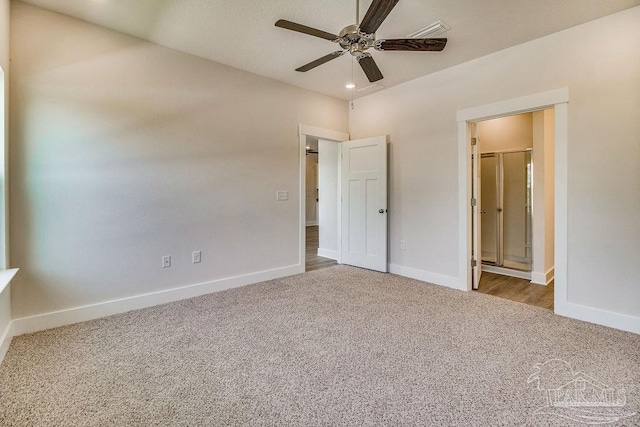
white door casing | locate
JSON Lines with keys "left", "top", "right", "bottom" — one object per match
{"left": 341, "top": 136, "right": 388, "bottom": 272}
{"left": 472, "top": 123, "right": 482, "bottom": 289}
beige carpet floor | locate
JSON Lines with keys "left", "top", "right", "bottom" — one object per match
{"left": 0, "top": 265, "right": 638, "bottom": 426}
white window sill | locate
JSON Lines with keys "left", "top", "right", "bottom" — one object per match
{"left": 0, "top": 268, "right": 18, "bottom": 295}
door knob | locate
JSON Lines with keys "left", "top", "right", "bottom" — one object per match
{"left": 379, "top": 209, "right": 385, "bottom": 213}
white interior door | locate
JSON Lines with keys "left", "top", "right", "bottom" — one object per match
{"left": 341, "top": 135, "right": 388, "bottom": 272}
{"left": 472, "top": 123, "right": 482, "bottom": 289}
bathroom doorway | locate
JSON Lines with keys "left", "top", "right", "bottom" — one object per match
{"left": 472, "top": 110, "right": 555, "bottom": 308}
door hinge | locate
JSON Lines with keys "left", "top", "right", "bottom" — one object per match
{"left": 471, "top": 198, "right": 477, "bottom": 207}
{"left": 471, "top": 137, "right": 477, "bottom": 146}
{"left": 471, "top": 259, "right": 477, "bottom": 268}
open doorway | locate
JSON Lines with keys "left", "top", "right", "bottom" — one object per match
{"left": 298, "top": 126, "right": 389, "bottom": 274}
{"left": 298, "top": 125, "right": 348, "bottom": 273}
{"left": 472, "top": 110, "right": 555, "bottom": 309}
{"left": 457, "top": 89, "right": 569, "bottom": 317}
{"left": 305, "top": 136, "right": 339, "bottom": 272}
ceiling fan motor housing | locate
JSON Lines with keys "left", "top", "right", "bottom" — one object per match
{"left": 338, "top": 24, "right": 375, "bottom": 56}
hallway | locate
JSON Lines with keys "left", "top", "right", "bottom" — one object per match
{"left": 305, "top": 226, "right": 337, "bottom": 272}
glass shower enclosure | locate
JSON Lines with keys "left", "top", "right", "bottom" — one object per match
{"left": 480, "top": 149, "right": 533, "bottom": 272}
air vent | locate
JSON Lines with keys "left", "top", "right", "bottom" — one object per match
{"left": 407, "top": 20, "right": 450, "bottom": 39}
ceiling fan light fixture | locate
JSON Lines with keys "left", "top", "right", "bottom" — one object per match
{"left": 407, "top": 20, "right": 450, "bottom": 39}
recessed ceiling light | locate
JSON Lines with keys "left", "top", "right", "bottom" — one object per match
{"left": 345, "top": 82, "right": 356, "bottom": 89}
{"left": 407, "top": 20, "right": 450, "bottom": 39}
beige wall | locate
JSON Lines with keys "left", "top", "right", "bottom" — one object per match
{"left": 0, "top": 0, "right": 10, "bottom": 348}
{"left": 9, "top": 3, "right": 348, "bottom": 318}
{"left": 318, "top": 139, "right": 339, "bottom": 257}
{"left": 543, "top": 109, "right": 555, "bottom": 274}
{"left": 478, "top": 113, "right": 533, "bottom": 153}
{"left": 350, "top": 7, "right": 640, "bottom": 320}
{"left": 0, "top": 0, "right": 9, "bottom": 269}
{"left": 532, "top": 110, "right": 555, "bottom": 284}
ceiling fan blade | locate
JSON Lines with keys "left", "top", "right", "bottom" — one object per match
{"left": 275, "top": 19, "right": 340, "bottom": 42}
{"left": 375, "top": 38, "right": 447, "bottom": 51}
{"left": 357, "top": 54, "right": 384, "bottom": 82}
{"left": 359, "top": 0, "right": 400, "bottom": 34}
{"left": 296, "top": 51, "right": 345, "bottom": 72}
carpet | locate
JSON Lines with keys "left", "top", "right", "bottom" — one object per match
{"left": 0, "top": 265, "right": 638, "bottom": 426}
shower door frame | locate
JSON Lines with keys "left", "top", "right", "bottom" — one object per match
{"left": 480, "top": 148, "right": 533, "bottom": 275}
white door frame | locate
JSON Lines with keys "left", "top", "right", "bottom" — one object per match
{"left": 456, "top": 88, "right": 569, "bottom": 313}
{"left": 298, "top": 125, "right": 349, "bottom": 271}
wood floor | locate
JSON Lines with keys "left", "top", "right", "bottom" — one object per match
{"left": 476, "top": 271, "right": 554, "bottom": 310}
{"left": 305, "top": 226, "right": 337, "bottom": 272}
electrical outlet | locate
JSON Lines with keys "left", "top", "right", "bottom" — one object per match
{"left": 276, "top": 190, "right": 289, "bottom": 201}
{"left": 162, "top": 256, "right": 171, "bottom": 268}
{"left": 192, "top": 251, "right": 201, "bottom": 264}
{"left": 400, "top": 240, "right": 406, "bottom": 250}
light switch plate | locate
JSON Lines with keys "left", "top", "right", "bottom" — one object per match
{"left": 276, "top": 191, "right": 289, "bottom": 201}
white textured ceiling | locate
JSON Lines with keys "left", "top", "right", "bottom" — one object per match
{"left": 18, "top": 0, "right": 640, "bottom": 100}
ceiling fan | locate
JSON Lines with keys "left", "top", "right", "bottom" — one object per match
{"left": 275, "top": 0, "right": 447, "bottom": 83}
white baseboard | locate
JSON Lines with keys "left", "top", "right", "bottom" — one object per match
{"left": 317, "top": 248, "right": 338, "bottom": 260}
{"left": 0, "top": 321, "right": 13, "bottom": 366}
{"left": 555, "top": 301, "right": 640, "bottom": 335}
{"left": 546, "top": 267, "right": 555, "bottom": 284}
{"left": 11, "top": 264, "right": 304, "bottom": 337}
{"left": 530, "top": 271, "right": 546, "bottom": 285}
{"left": 388, "top": 264, "right": 464, "bottom": 291}
{"left": 531, "top": 267, "right": 554, "bottom": 285}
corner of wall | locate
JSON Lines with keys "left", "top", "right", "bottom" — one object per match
{"left": 0, "top": 285, "right": 12, "bottom": 366}
{"left": 0, "top": 320, "right": 12, "bottom": 366}
{"left": 388, "top": 263, "right": 466, "bottom": 291}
